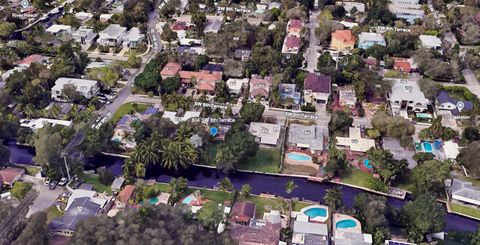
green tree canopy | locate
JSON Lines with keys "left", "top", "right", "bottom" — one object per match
{"left": 196, "top": 201, "right": 224, "bottom": 230}
{"left": 411, "top": 160, "right": 449, "bottom": 196}
{"left": 402, "top": 194, "right": 446, "bottom": 242}
{"left": 239, "top": 102, "right": 265, "bottom": 123}
{"left": 367, "top": 148, "right": 407, "bottom": 184}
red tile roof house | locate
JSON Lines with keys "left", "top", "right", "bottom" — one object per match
{"left": 249, "top": 75, "right": 273, "bottom": 99}
{"left": 287, "top": 19, "right": 304, "bottom": 37}
{"left": 231, "top": 201, "right": 256, "bottom": 225}
{"left": 393, "top": 58, "right": 418, "bottom": 73}
{"left": 160, "top": 62, "right": 182, "bottom": 79}
{"left": 0, "top": 167, "right": 25, "bottom": 188}
{"left": 15, "top": 54, "right": 49, "bottom": 68}
{"left": 282, "top": 36, "right": 302, "bottom": 54}
{"left": 303, "top": 73, "right": 332, "bottom": 105}
{"left": 115, "top": 185, "right": 135, "bottom": 209}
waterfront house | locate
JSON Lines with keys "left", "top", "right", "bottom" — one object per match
{"left": 49, "top": 197, "right": 101, "bottom": 236}
{"left": 303, "top": 73, "right": 331, "bottom": 104}
{"left": 358, "top": 32, "right": 386, "bottom": 50}
{"left": 335, "top": 127, "right": 375, "bottom": 153}
{"left": 230, "top": 210, "right": 281, "bottom": 245}
{"left": 445, "top": 178, "right": 480, "bottom": 206}
{"left": 231, "top": 201, "right": 256, "bottom": 225}
{"left": 248, "top": 122, "right": 282, "bottom": 147}
{"left": 292, "top": 221, "right": 329, "bottom": 245}
{"left": 287, "top": 124, "right": 328, "bottom": 154}
{"left": 0, "top": 167, "right": 25, "bottom": 188}
{"left": 116, "top": 185, "right": 135, "bottom": 209}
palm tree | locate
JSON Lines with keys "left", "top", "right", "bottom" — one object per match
{"left": 175, "top": 123, "right": 193, "bottom": 141}
{"left": 135, "top": 162, "right": 146, "bottom": 178}
{"left": 161, "top": 140, "right": 197, "bottom": 170}
{"left": 285, "top": 180, "right": 297, "bottom": 194}
{"left": 241, "top": 184, "right": 251, "bottom": 197}
{"left": 218, "top": 177, "right": 233, "bottom": 192}
{"left": 131, "top": 139, "right": 161, "bottom": 166}
{"left": 324, "top": 187, "right": 343, "bottom": 211}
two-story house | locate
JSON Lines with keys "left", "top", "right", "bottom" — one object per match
{"left": 331, "top": 30, "right": 355, "bottom": 53}
{"left": 387, "top": 79, "right": 430, "bottom": 118}
{"left": 303, "top": 73, "right": 331, "bottom": 104}
{"left": 98, "top": 24, "right": 127, "bottom": 47}
{"left": 51, "top": 77, "right": 100, "bottom": 101}
{"left": 72, "top": 26, "right": 98, "bottom": 48}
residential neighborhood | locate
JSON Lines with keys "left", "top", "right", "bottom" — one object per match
{"left": 0, "top": 0, "right": 480, "bottom": 244}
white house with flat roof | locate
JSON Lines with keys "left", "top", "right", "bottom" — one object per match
{"left": 248, "top": 122, "right": 281, "bottom": 147}
{"left": 336, "top": 127, "right": 375, "bottom": 153}
{"left": 51, "top": 77, "right": 100, "bottom": 101}
{"left": 98, "top": 24, "right": 127, "bottom": 47}
{"left": 419, "top": 35, "right": 442, "bottom": 52}
{"left": 46, "top": 24, "right": 73, "bottom": 37}
{"left": 123, "top": 27, "right": 144, "bottom": 48}
{"left": 20, "top": 118, "right": 72, "bottom": 131}
{"left": 287, "top": 124, "right": 327, "bottom": 153}
{"left": 388, "top": 2, "right": 424, "bottom": 24}
{"left": 292, "top": 221, "right": 329, "bottom": 245}
{"left": 446, "top": 178, "right": 480, "bottom": 206}
{"left": 72, "top": 26, "right": 98, "bottom": 48}
{"left": 387, "top": 79, "right": 430, "bottom": 118}
{"left": 226, "top": 78, "right": 249, "bottom": 95}
{"left": 443, "top": 141, "right": 460, "bottom": 160}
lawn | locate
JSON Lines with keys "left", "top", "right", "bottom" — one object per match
{"left": 282, "top": 164, "right": 318, "bottom": 176}
{"left": 47, "top": 206, "right": 64, "bottom": 223}
{"left": 292, "top": 200, "right": 317, "bottom": 211}
{"left": 203, "top": 142, "right": 220, "bottom": 166}
{"left": 341, "top": 168, "right": 372, "bottom": 188}
{"left": 81, "top": 175, "right": 112, "bottom": 194}
{"left": 112, "top": 102, "right": 151, "bottom": 122}
{"left": 238, "top": 195, "right": 289, "bottom": 218}
{"left": 450, "top": 202, "right": 480, "bottom": 219}
{"left": 238, "top": 148, "right": 281, "bottom": 173}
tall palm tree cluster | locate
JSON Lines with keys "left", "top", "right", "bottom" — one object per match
{"left": 125, "top": 124, "right": 198, "bottom": 179}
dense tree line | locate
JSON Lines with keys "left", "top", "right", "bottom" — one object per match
{"left": 69, "top": 205, "right": 234, "bottom": 245}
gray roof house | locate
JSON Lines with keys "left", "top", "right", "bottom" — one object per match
{"left": 292, "top": 221, "right": 328, "bottom": 245}
{"left": 111, "top": 177, "right": 125, "bottom": 193}
{"left": 98, "top": 24, "right": 127, "bottom": 47}
{"left": 248, "top": 122, "right": 281, "bottom": 147}
{"left": 288, "top": 124, "right": 328, "bottom": 153}
{"left": 445, "top": 178, "right": 480, "bottom": 206}
{"left": 49, "top": 197, "right": 101, "bottom": 236}
{"left": 72, "top": 26, "right": 98, "bottom": 47}
{"left": 123, "top": 27, "right": 144, "bottom": 48}
{"left": 436, "top": 90, "right": 473, "bottom": 116}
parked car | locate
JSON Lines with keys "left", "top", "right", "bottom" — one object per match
{"left": 58, "top": 177, "right": 68, "bottom": 186}
{"left": 49, "top": 181, "right": 58, "bottom": 190}
{"left": 44, "top": 178, "right": 50, "bottom": 185}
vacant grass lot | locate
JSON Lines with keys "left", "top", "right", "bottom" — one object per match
{"left": 112, "top": 102, "right": 151, "bottom": 122}
{"left": 450, "top": 202, "right": 480, "bottom": 219}
{"left": 341, "top": 168, "right": 372, "bottom": 188}
{"left": 238, "top": 148, "right": 282, "bottom": 173}
{"left": 81, "top": 175, "right": 112, "bottom": 194}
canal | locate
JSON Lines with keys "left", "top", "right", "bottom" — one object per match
{"left": 5, "top": 139, "right": 479, "bottom": 232}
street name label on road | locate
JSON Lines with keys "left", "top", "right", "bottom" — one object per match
{"left": 194, "top": 102, "right": 228, "bottom": 110}
{"left": 285, "top": 111, "right": 319, "bottom": 120}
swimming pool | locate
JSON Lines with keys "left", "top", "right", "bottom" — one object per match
{"left": 149, "top": 197, "right": 159, "bottom": 205}
{"left": 287, "top": 153, "right": 312, "bottom": 161}
{"left": 422, "top": 142, "right": 433, "bottom": 153}
{"left": 182, "top": 196, "right": 194, "bottom": 204}
{"left": 363, "top": 159, "right": 373, "bottom": 169}
{"left": 303, "top": 207, "right": 327, "bottom": 218}
{"left": 336, "top": 219, "right": 357, "bottom": 229}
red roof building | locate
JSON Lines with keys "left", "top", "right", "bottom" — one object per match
{"left": 116, "top": 185, "right": 135, "bottom": 208}
{"left": 160, "top": 62, "right": 182, "bottom": 79}
{"left": 231, "top": 201, "right": 256, "bottom": 225}
{"left": 15, "top": 54, "right": 49, "bottom": 67}
{"left": 171, "top": 21, "right": 188, "bottom": 31}
{"left": 249, "top": 75, "right": 273, "bottom": 98}
{"left": 0, "top": 167, "right": 25, "bottom": 187}
{"left": 287, "top": 19, "right": 303, "bottom": 36}
{"left": 393, "top": 58, "right": 416, "bottom": 73}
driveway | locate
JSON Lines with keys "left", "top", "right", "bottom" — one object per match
{"left": 23, "top": 175, "right": 64, "bottom": 218}
{"left": 304, "top": 10, "right": 321, "bottom": 73}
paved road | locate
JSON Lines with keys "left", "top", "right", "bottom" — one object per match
{"left": 304, "top": 10, "right": 321, "bottom": 73}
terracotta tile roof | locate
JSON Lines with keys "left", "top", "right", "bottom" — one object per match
{"left": 196, "top": 81, "right": 216, "bottom": 91}
{"left": 15, "top": 54, "right": 48, "bottom": 66}
{"left": 231, "top": 201, "right": 255, "bottom": 223}
{"left": 160, "top": 62, "right": 182, "bottom": 77}
{"left": 178, "top": 70, "right": 222, "bottom": 84}
{"left": 393, "top": 58, "right": 411, "bottom": 72}
{"left": 288, "top": 19, "right": 303, "bottom": 29}
{"left": 117, "top": 185, "right": 135, "bottom": 204}
{"left": 250, "top": 75, "right": 273, "bottom": 97}
{"left": 171, "top": 21, "right": 188, "bottom": 31}
{"left": 332, "top": 30, "right": 355, "bottom": 46}
{"left": 304, "top": 73, "right": 331, "bottom": 93}
{"left": 285, "top": 36, "right": 301, "bottom": 48}
{"left": 0, "top": 167, "right": 24, "bottom": 184}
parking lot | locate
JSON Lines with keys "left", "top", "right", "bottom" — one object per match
{"left": 23, "top": 175, "right": 64, "bottom": 218}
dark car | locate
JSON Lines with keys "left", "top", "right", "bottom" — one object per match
{"left": 49, "top": 181, "right": 58, "bottom": 190}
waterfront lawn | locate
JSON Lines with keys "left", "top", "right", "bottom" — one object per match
{"left": 238, "top": 148, "right": 281, "bottom": 173}
{"left": 112, "top": 102, "right": 151, "bottom": 122}
{"left": 341, "top": 168, "right": 371, "bottom": 188}
{"left": 238, "top": 195, "right": 289, "bottom": 218}
{"left": 282, "top": 164, "right": 318, "bottom": 176}
{"left": 204, "top": 142, "right": 220, "bottom": 166}
{"left": 450, "top": 202, "right": 480, "bottom": 219}
{"left": 81, "top": 175, "right": 112, "bottom": 194}
{"left": 292, "top": 200, "right": 317, "bottom": 211}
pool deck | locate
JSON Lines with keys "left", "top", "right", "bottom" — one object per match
{"left": 284, "top": 151, "right": 319, "bottom": 170}
{"left": 333, "top": 213, "right": 362, "bottom": 235}
{"left": 299, "top": 204, "right": 329, "bottom": 223}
